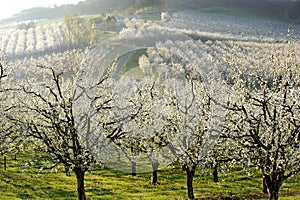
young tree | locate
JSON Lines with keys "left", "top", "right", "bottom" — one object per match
{"left": 106, "top": 78, "right": 148, "bottom": 174}
{"left": 109, "top": 77, "right": 175, "bottom": 181}
{"left": 9, "top": 50, "right": 115, "bottom": 200}
{"left": 205, "top": 135, "right": 245, "bottom": 183}
{"left": 136, "top": 39, "right": 227, "bottom": 195}
{"left": 223, "top": 41, "right": 300, "bottom": 200}
{"left": 165, "top": 76, "right": 224, "bottom": 200}
{"left": 0, "top": 60, "right": 21, "bottom": 170}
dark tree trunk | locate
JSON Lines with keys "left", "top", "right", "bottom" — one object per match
{"left": 212, "top": 163, "right": 218, "bottom": 183}
{"left": 151, "top": 161, "right": 160, "bottom": 184}
{"left": 269, "top": 188, "right": 280, "bottom": 200}
{"left": 131, "top": 161, "right": 137, "bottom": 176}
{"left": 262, "top": 175, "right": 268, "bottom": 194}
{"left": 4, "top": 156, "right": 7, "bottom": 170}
{"left": 74, "top": 168, "right": 86, "bottom": 200}
{"left": 65, "top": 165, "right": 71, "bottom": 176}
{"left": 264, "top": 172, "right": 284, "bottom": 200}
{"left": 184, "top": 164, "right": 196, "bottom": 200}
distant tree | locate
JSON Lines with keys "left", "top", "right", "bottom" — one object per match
{"left": 135, "top": 0, "right": 147, "bottom": 11}
{"left": 108, "top": 77, "right": 175, "bottom": 182}
{"left": 106, "top": 77, "right": 152, "bottom": 176}
{"left": 64, "top": 14, "right": 85, "bottom": 48}
{"left": 135, "top": 0, "right": 165, "bottom": 10}
{"left": 16, "top": 22, "right": 36, "bottom": 31}
{"left": 205, "top": 135, "right": 244, "bottom": 183}
{"left": 85, "top": 18, "right": 97, "bottom": 46}
{"left": 105, "top": 16, "right": 117, "bottom": 31}
{"left": 64, "top": 14, "right": 96, "bottom": 48}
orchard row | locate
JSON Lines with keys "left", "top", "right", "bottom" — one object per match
{"left": 0, "top": 23, "right": 66, "bottom": 58}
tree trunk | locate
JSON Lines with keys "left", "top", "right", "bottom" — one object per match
{"left": 131, "top": 161, "right": 137, "bottom": 176}
{"left": 264, "top": 172, "right": 283, "bottom": 200}
{"left": 212, "top": 163, "right": 218, "bottom": 183}
{"left": 262, "top": 175, "right": 268, "bottom": 194}
{"left": 269, "top": 188, "right": 279, "bottom": 200}
{"left": 184, "top": 164, "right": 196, "bottom": 200}
{"left": 74, "top": 168, "right": 86, "bottom": 200}
{"left": 65, "top": 165, "right": 71, "bottom": 176}
{"left": 151, "top": 161, "right": 160, "bottom": 184}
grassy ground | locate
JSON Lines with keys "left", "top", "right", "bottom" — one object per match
{"left": 113, "top": 48, "right": 148, "bottom": 79}
{"left": 0, "top": 153, "right": 300, "bottom": 200}
{"left": 123, "top": 48, "right": 147, "bottom": 71}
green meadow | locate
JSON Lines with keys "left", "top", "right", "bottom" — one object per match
{"left": 1, "top": 153, "right": 299, "bottom": 199}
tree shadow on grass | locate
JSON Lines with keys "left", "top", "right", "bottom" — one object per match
{"left": 196, "top": 192, "right": 300, "bottom": 200}
{"left": 196, "top": 194, "right": 268, "bottom": 200}
{"left": 17, "top": 189, "right": 76, "bottom": 199}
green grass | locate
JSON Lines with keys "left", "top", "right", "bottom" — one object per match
{"left": 113, "top": 48, "right": 148, "bottom": 79}
{"left": 95, "top": 30, "right": 117, "bottom": 43}
{"left": 0, "top": 153, "right": 300, "bottom": 200}
{"left": 118, "top": 48, "right": 147, "bottom": 72}
{"left": 122, "top": 48, "right": 147, "bottom": 77}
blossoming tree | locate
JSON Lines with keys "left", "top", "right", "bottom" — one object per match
{"left": 223, "top": 41, "right": 300, "bottom": 200}
{"left": 9, "top": 50, "right": 116, "bottom": 200}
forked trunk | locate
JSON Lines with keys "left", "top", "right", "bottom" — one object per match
{"left": 269, "top": 189, "right": 279, "bottom": 200}
{"left": 184, "top": 164, "right": 196, "bottom": 200}
{"left": 74, "top": 168, "right": 86, "bottom": 200}
{"left": 131, "top": 161, "right": 137, "bottom": 176}
{"left": 151, "top": 161, "right": 160, "bottom": 184}
{"left": 266, "top": 182, "right": 281, "bottom": 200}
{"left": 264, "top": 172, "right": 284, "bottom": 200}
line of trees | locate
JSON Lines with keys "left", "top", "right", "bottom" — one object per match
{"left": 222, "top": 38, "right": 300, "bottom": 199}
{"left": 0, "top": 14, "right": 99, "bottom": 60}
{"left": 63, "top": 14, "right": 98, "bottom": 49}
{"left": 0, "top": 36, "right": 299, "bottom": 200}
{"left": 0, "top": 23, "right": 65, "bottom": 59}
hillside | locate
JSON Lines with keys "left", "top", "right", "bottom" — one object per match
{"left": 0, "top": 0, "right": 299, "bottom": 199}
{"left": 0, "top": 0, "right": 135, "bottom": 24}
{"left": 0, "top": 0, "right": 300, "bottom": 25}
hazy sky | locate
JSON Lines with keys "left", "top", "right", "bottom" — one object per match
{"left": 0, "top": 0, "right": 82, "bottom": 20}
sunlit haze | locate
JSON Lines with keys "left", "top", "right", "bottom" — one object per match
{"left": 0, "top": 0, "right": 82, "bottom": 20}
